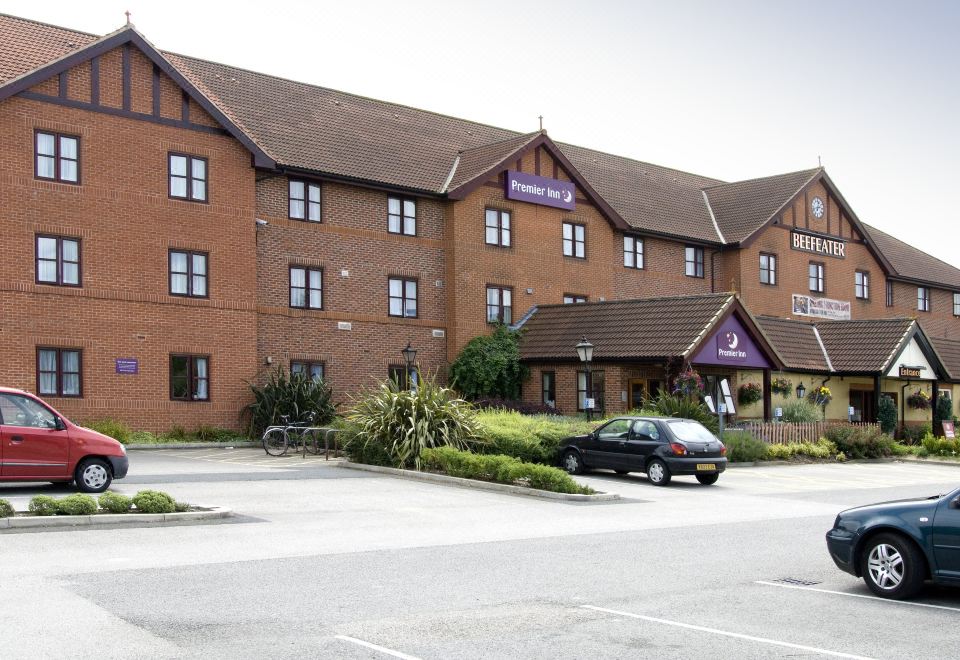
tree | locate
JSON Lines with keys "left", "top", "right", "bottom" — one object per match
{"left": 449, "top": 325, "right": 528, "bottom": 400}
{"left": 934, "top": 392, "right": 954, "bottom": 436}
{"left": 877, "top": 395, "right": 897, "bottom": 436}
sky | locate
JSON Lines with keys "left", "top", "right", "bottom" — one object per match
{"left": 3, "top": 0, "right": 958, "bottom": 267}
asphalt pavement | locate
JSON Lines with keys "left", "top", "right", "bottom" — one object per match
{"left": 1, "top": 449, "right": 958, "bottom": 659}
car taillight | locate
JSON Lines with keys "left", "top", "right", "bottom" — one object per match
{"left": 670, "top": 442, "right": 687, "bottom": 456}
{"left": 720, "top": 444, "right": 727, "bottom": 456}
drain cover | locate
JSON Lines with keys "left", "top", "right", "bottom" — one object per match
{"left": 772, "top": 577, "right": 822, "bottom": 586}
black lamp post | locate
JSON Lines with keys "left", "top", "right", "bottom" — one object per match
{"left": 401, "top": 342, "right": 417, "bottom": 391}
{"left": 575, "top": 336, "right": 595, "bottom": 421}
{"left": 796, "top": 382, "right": 806, "bottom": 400}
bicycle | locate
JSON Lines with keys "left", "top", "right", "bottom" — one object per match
{"left": 262, "top": 413, "right": 321, "bottom": 456}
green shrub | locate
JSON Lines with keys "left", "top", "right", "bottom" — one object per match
{"left": 83, "top": 418, "right": 132, "bottom": 444}
{"left": 901, "top": 423, "right": 932, "bottom": 445}
{"left": 421, "top": 446, "right": 593, "bottom": 494}
{"left": 472, "top": 410, "right": 596, "bottom": 465}
{"left": 780, "top": 399, "right": 820, "bottom": 423}
{"left": 55, "top": 494, "right": 98, "bottom": 516}
{"left": 766, "top": 439, "right": 837, "bottom": 461}
{"left": 721, "top": 431, "right": 768, "bottom": 462}
{"left": 132, "top": 490, "right": 177, "bottom": 514}
{"left": 28, "top": 495, "right": 59, "bottom": 516}
{"left": 921, "top": 433, "right": 960, "bottom": 457}
{"left": 166, "top": 425, "right": 188, "bottom": 441}
{"left": 0, "top": 499, "right": 14, "bottom": 518}
{"left": 345, "top": 378, "right": 481, "bottom": 468}
{"left": 824, "top": 425, "right": 895, "bottom": 459}
{"left": 935, "top": 393, "right": 954, "bottom": 434}
{"left": 877, "top": 395, "right": 898, "bottom": 435}
{"left": 98, "top": 491, "right": 133, "bottom": 514}
{"left": 174, "top": 501, "right": 190, "bottom": 513}
{"left": 645, "top": 392, "right": 718, "bottom": 434}
{"left": 449, "top": 324, "right": 528, "bottom": 400}
{"left": 196, "top": 425, "right": 239, "bottom": 442}
{"left": 129, "top": 430, "right": 159, "bottom": 444}
{"left": 244, "top": 367, "right": 336, "bottom": 437}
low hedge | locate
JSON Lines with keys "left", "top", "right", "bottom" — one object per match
{"left": 824, "top": 425, "right": 896, "bottom": 459}
{"left": 473, "top": 410, "right": 597, "bottom": 465}
{"left": 98, "top": 491, "right": 133, "bottom": 513}
{"left": 722, "top": 432, "right": 841, "bottom": 462}
{"left": 921, "top": 434, "right": 960, "bottom": 457}
{"left": 20, "top": 490, "right": 184, "bottom": 516}
{"left": 421, "top": 446, "right": 593, "bottom": 495}
{"left": 28, "top": 495, "right": 59, "bottom": 516}
{"left": 55, "top": 494, "right": 98, "bottom": 516}
{"left": 132, "top": 490, "right": 177, "bottom": 514}
{"left": 0, "top": 499, "right": 14, "bottom": 518}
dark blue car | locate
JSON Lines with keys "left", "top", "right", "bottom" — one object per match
{"left": 826, "top": 486, "right": 960, "bottom": 599}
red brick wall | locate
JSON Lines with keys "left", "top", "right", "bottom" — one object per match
{"left": 1, "top": 50, "right": 257, "bottom": 432}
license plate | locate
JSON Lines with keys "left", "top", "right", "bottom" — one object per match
{"left": 696, "top": 463, "right": 716, "bottom": 471}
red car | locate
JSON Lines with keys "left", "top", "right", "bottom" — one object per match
{"left": 0, "top": 387, "right": 128, "bottom": 492}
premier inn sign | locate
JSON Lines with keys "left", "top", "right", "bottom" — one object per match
{"left": 791, "top": 230, "right": 846, "bottom": 258}
{"left": 505, "top": 170, "right": 576, "bottom": 211}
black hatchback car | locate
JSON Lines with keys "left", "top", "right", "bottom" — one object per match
{"left": 826, "top": 486, "right": 960, "bottom": 599}
{"left": 558, "top": 416, "right": 726, "bottom": 486}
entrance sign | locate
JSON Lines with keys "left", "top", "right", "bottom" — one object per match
{"left": 944, "top": 421, "right": 956, "bottom": 439}
{"left": 899, "top": 366, "right": 923, "bottom": 379}
{"left": 791, "top": 230, "right": 846, "bottom": 258}
{"left": 792, "top": 294, "right": 851, "bottom": 320}
{"left": 584, "top": 397, "right": 595, "bottom": 410}
{"left": 505, "top": 170, "right": 576, "bottom": 210}
{"left": 115, "top": 358, "right": 138, "bottom": 374}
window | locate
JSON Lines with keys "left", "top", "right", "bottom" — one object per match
{"left": 169, "top": 250, "right": 208, "bottom": 297}
{"left": 486, "top": 286, "right": 513, "bottom": 324}
{"left": 597, "top": 418, "right": 633, "bottom": 440}
{"left": 918, "top": 286, "right": 931, "bottom": 312}
{"left": 886, "top": 280, "right": 894, "bottom": 307}
{"left": 808, "top": 262, "right": 825, "bottom": 293}
{"left": 388, "top": 277, "right": 417, "bottom": 317}
{"left": 37, "top": 348, "right": 81, "bottom": 397}
{"left": 169, "top": 153, "right": 207, "bottom": 202}
{"left": 542, "top": 371, "right": 556, "bottom": 408}
{"left": 35, "top": 131, "right": 79, "bottom": 183}
{"left": 291, "top": 361, "right": 325, "bottom": 382}
{"left": 624, "top": 235, "right": 644, "bottom": 269}
{"left": 289, "top": 180, "right": 321, "bottom": 221}
{"left": 577, "top": 370, "right": 605, "bottom": 412}
{"left": 290, "top": 266, "right": 322, "bottom": 309}
{"left": 954, "top": 293, "right": 960, "bottom": 317}
{"left": 562, "top": 222, "right": 585, "bottom": 258}
{"left": 170, "top": 355, "right": 209, "bottom": 401}
{"left": 36, "top": 235, "right": 80, "bottom": 286}
{"left": 388, "top": 196, "right": 416, "bottom": 236}
{"left": 563, "top": 294, "right": 587, "bottom": 304}
{"left": 759, "top": 253, "right": 776, "bottom": 285}
{"left": 388, "top": 365, "right": 419, "bottom": 390}
{"left": 685, "top": 246, "right": 704, "bottom": 278}
{"left": 484, "top": 208, "right": 511, "bottom": 247}
{"left": 855, "top": 271, "right": 870, "bottom": 300}
{"left": 0, "top": 393, "right": 58, "bottom": 429}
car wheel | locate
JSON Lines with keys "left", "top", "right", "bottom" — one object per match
{"left": 562, "top": 450, "right": 585, "bottom": 475}
{"left": 75, "top": 458, "right": 112, "bottom": 493}
{"left": 861, "top": 533, "right": 925, "bottom": 599}
{"left": 646, "top": 459, "right": 671, "bottom": 486}
{"left": 696, "top": 473, "right": 719, "bottom": 485}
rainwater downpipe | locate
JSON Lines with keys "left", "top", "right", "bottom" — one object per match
{"left": 901, "top": 380, "right": 910, "bottom": 434}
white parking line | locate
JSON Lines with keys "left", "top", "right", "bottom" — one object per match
{"left": 580, "top": 605, "right": 875, "bottom": 660}
{"left": 334, "top": 635, "right": 422, "bottom": 659}
{"left": 755, "top": 580, "right": 960, "bottom": 612}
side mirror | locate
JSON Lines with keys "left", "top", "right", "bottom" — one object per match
{"left": 54, "top": 416, "right": 66, "bottom": 431}
{"left": 951, "top": 496, "right": 960, "bottom": 510}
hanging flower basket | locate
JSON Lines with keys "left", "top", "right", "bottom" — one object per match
{"left": 807, "top": 385, "right": 832, "bottom": 407}
{"left": 738, "top": 382, "right": 763, "bottom": 406}
{"left": 672, "top": 367, "right": 704, "bottom": 397}
{"left": 907, "top": 389, "right": 931, "bottom": 410}
{"left": 770, "top": 376, "right": 792, "bottom": 397}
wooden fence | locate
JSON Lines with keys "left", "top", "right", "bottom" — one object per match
{"left": 734, "top": 421, "right": 880, "bottom": 445}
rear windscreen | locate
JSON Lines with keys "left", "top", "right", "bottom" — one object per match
{"left": 667, "top": 421, "right": 716, "bottom": 442}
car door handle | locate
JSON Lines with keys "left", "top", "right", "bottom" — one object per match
{"left": 11, "top": 435, "right": 24, "bottom": 443}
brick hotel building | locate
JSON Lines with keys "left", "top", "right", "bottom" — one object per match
{"left": 2, "top": 13, "right": 959, "bottom": 431}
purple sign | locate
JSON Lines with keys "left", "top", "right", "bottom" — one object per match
{"left": 691, "top": 315, "right": 771, "bottom": 369}
{"left": 504, "top": 170, "right": 576, "bottom": 210}
{"left": 115, "top": 358, "right": 139, "bottom": 375}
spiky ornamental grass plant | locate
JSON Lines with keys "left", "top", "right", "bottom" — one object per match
{"left": 345, "top": 378, "right": 482, "bottom": 469}
{"left": 244, "top": 367, "right": 336, "bottom": 437}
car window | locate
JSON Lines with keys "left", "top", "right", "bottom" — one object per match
{"left": 0, "top": 393, "right": 58, "bottom": 429}
{"left": 597, "top": 419, "right": 632, "bottom": 439}
{"left": 666, "top": 420, "right": 716, "bottom": 442}
{"left": 632, "top": 420, "right": 660, "bottom": 441}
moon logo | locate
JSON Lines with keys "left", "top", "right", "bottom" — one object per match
{"left": 726, "top": 332, "right": 739, "bottom": 350}
{"left": 562, "top": 190, "right": 573, "bottom": 204}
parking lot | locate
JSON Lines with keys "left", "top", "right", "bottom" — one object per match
{"left": 1, "top": 450, "right": 958, "bottom": 659}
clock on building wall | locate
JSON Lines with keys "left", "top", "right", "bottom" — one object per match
{"left": 811, "top": 196, "right": 825, "bottom": 219}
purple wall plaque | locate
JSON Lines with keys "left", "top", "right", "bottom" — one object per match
{"left": 504, "top": 170, "right": 576, "bottom": 210}
{"left": 115, "top": 358, "right": 139, "bottom": 375}
{"left": 691, "top": 315, "right": 771, "bottom": 369}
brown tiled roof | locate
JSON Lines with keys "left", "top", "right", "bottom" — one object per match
{"left": 755, "top": 316, "right": 830, "bottom": 371}
{"left": 862, "top": 223, "right": 960, "bottom": 289}
{"left": 930, "top": 336, "right": 960, "bottom": 380}
{"left": 815, "top": 318, "right": 914, "bottom": 373}
{"left": 0, "top": 14, "right": 96, "bottom": 84}
{"left": 518, "top": 293, "right": 734, "bottom": 361}
{"left": 704, "top": 168, "right": 821, "bottom": 243}
{"left": 446, "top": 131, "right": 541, "bottom": 193}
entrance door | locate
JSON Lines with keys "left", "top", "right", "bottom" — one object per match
{"left": 0, "top": 393, "right": 70, "bottom": 479}
{"left": 628, "top": 380, "right": 646, "bottom": 410}
{"left": 849, "top": 390, "right": 876, "bottom": 423}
